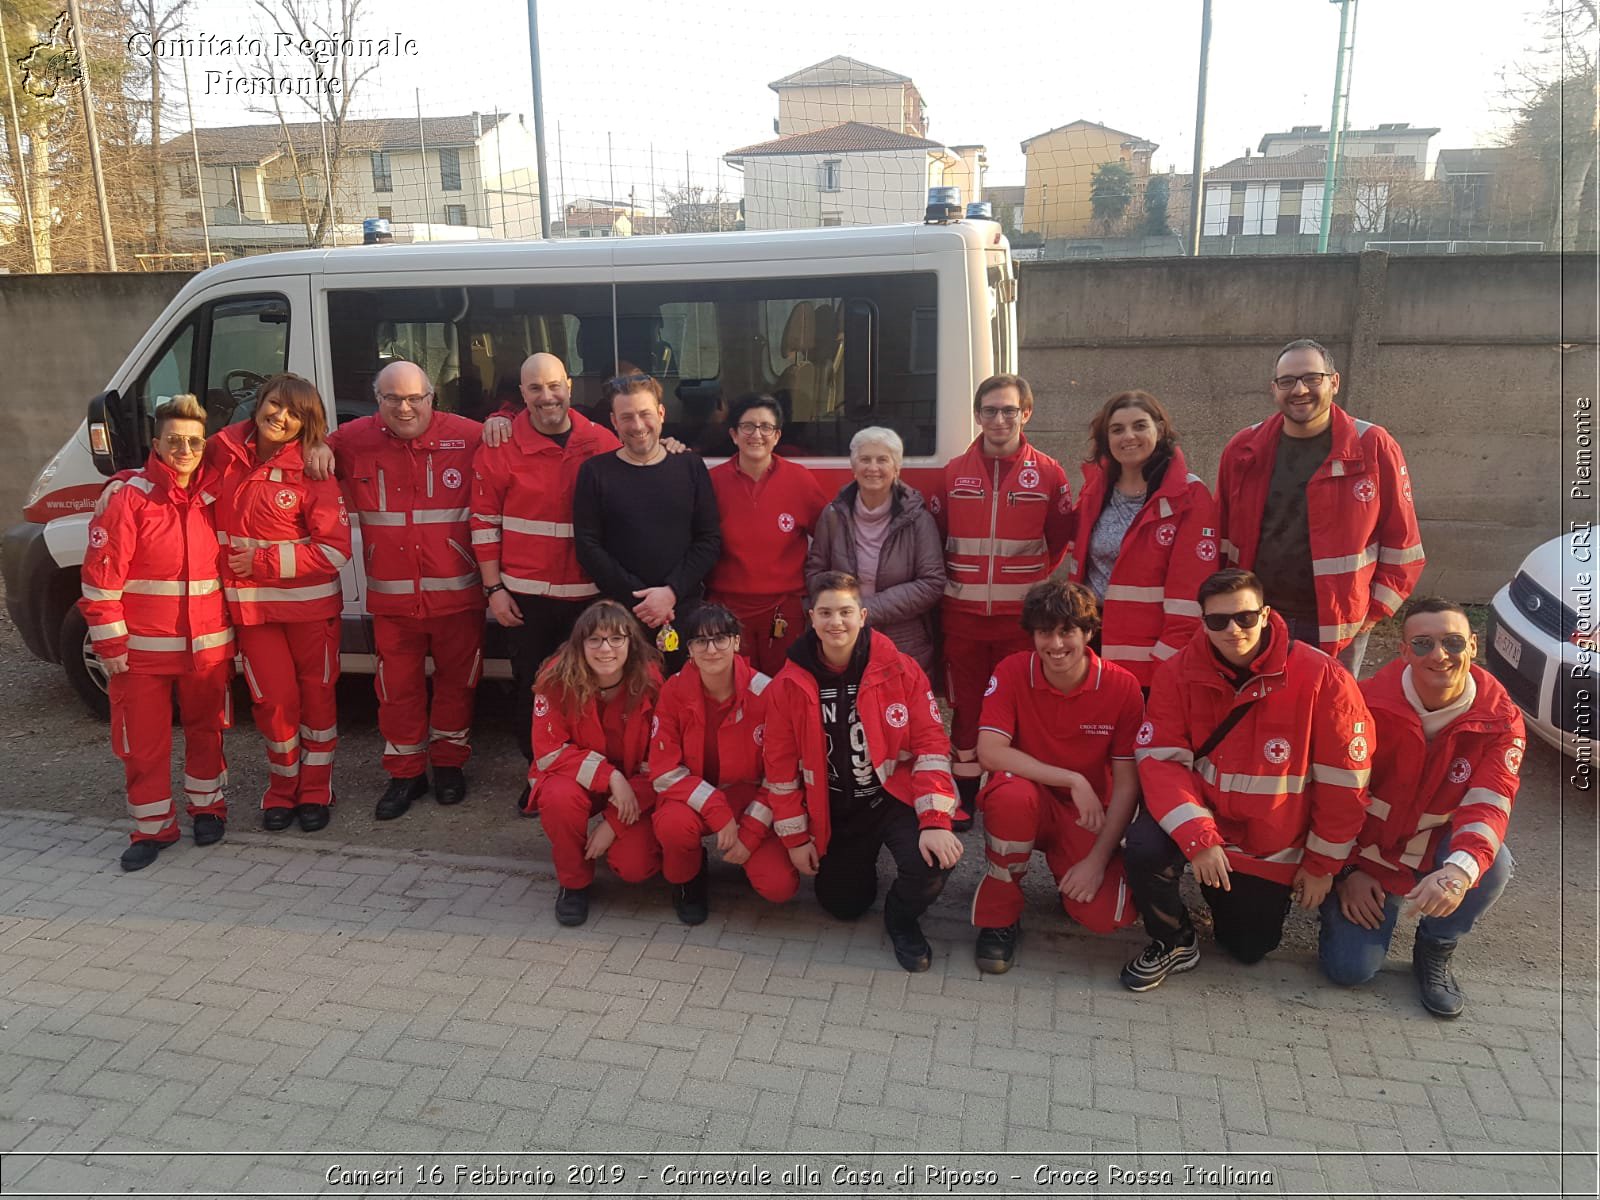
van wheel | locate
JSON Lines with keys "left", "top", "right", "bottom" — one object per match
{"left": 59, "top": 607, "right": 111, "bottom": 720}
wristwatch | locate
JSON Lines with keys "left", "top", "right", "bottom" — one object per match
{"left": 483, "top": 582, "right": 507, "bottom": 598}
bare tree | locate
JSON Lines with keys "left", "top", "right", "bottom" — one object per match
{"left": 660, "top": 182, "right": 739, "bottom": 233}
{"left": 127, "top": 0, "right": 187, "bottom": 253}
{"left": 250, "top": 0, "right": 379, "bottom": 246}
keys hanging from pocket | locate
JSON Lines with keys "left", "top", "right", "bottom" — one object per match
{"left": 656, "top": 622, "right": 680, "bottom": 654}
{"left": 771, "top": 612, "right": 788, "bottom": 640}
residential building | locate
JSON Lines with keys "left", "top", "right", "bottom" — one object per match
{"left": 946, "top": 144, "right": 987, "bottom": 206}
{"left": 160, "top": 112, "right": 541, "bottom": 252}
{"left": 1019, "top": 120, "right": 1157, "bottom": 239}
{"left": 725, "top": 121, "right": 956, "bottom": 231}
{"left": 554, "top": 198, "right": 670, "bottom": 239}
{"left": 1257, "top": 122, "right": 1439, "bottom": 167}
{"left": 768, "top": 56, "right": 928, "bottom": 138}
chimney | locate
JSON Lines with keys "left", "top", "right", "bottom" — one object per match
{"left": 1244, "top": 147, "right": 1251, "bottom": 158}
{"left": 473, "top": 111, "right": 482, "bottom": 138}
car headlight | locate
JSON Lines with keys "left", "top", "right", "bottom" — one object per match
{"left": 25, "top": 451, "right": 62, "bottom": 510}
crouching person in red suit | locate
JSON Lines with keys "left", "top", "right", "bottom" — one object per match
{"left": 971, "top": 580, "right": 1144, "bottom": 973}
{"left": 81, "top": 395, "right": 234, "bottom": 871}
{"left": 526, "top": 599, "right": 663, "bottom": 926}
{"left": 762, "top": 571, "right": 964, "bottom": 973}
{"left": 650, "top": 603, "right": 799, "bottom": 925}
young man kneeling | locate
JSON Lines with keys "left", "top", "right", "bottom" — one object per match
{"left": 971, "top": 580, "right": 1144, "bottom": 973}
{"left": 762, "top": 572, "right": 963, "bottom": 971}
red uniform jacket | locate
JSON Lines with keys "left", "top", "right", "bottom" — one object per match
{"left": 528, "top": 668, "right": 662, "bottom": 834}
{"left": 762, "top": 630, "right": 957, "bottom": 855}
{"left": 207, "top": 422, "right": 351, "bottom": 626}
{"left": 649, "top": 656, "right": 775, "bottom": 848}
{"left": 1068, "top": 448, "right": 1220, "bottom": 685}
{"left": 933, "top": 435, "right": 1073, "bottom": 626}
{"left": 1216, "top": 405, "right": 1424, "bottom": 654}
{"left": 331, "top": 411, "right": 484, "bottom": 618}
{"left": 470, "top": 409, "right": 619, "bottom": 598}
{"left": 1136, "top": 611, "right": 1374, "bottom": 883}
{"left": 1353, "top": 660, "right": 1523, "bottom": 893}
{"left": 80, "top": 453, "right": 233, "bottom": 674}
{"left": 704, "top": 456, "right": 828, "bottom": 600}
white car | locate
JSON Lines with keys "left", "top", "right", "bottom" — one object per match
{"left": 1485, "top": 530, "right": 1600, "bottom": 759}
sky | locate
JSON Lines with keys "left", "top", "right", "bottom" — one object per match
{"left": 160, "top": 0, "right": 1554, "bottom": 210}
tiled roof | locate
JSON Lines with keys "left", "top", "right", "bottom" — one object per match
{"left": 726, "top": 121, "right": 944, "bottom": 158}
{"left": 769, "top": 55, "right": 910, "bottom": 89}
{"left": 1206, "top": 146, "right": 1327, "bottom": 182}
{"left": 160, "top": 113, "right": 511, "bottom": 164}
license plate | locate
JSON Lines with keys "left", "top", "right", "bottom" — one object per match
{"left": 1494, "top": 623, "right": 1523, "bottom": 671}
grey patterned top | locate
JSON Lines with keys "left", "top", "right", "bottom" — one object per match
{"left": 1086, "top": 487, "right": 1147, "bottom": 599}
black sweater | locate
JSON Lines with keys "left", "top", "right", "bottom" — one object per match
{"left": 573, "top": 450, "right": 722, "bottom": 605}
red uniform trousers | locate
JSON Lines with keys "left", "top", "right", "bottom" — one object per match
{"left": 943, "top": 621, "right": 1033, "bottom": 755}
{"left": 373, "top": 610, "right": 484, "bottom": 777}
{"left": 973, "top": 776, "right": 1135, "bottom": 934}
{"left": 237, "top": 618, "right": 340, "bottom": 811}
{"left": 109, "top": 665, "right": 232, "bottom": 844}
{"left": 539, "top": 774, "right": 662, "bottom": 889}
{"left": 652, "top": 782, "right": 800, "bottom": 903}
{"left": 713, "top": 592, "right": 805, "bottom": 679}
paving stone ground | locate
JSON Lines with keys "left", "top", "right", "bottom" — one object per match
{"left": 0, "top": 808, "right": 1592, "bottom": 1199}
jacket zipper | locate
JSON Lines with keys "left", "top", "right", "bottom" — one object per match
{"left": 986, "top": 457, "right": 1001, "bottom": 615}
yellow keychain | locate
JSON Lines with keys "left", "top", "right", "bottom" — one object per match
{"left": 656, "top": 622, "right": 680, "bottom": 653}
{"left": 771, "top": 612, "right": 788, "bottom": 639}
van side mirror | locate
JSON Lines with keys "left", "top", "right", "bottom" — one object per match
{"left": 841, "top": 299, "right": 877, "bottom": 416}
{"left": 87, "top": 388, "right": 135, "bottom": 477}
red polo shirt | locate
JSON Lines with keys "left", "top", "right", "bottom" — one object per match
{"left": 979, "top": 648, "right": 1144, "bottom": 799}
{"left": 705, "top": 455, "right": 828, "bottom": 598}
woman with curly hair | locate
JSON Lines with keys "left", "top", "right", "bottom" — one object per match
{"left": 1068, "top": 391, "right": 1218, "bottom": 690}
{"left": 526, "top": 599, "right": 664, "bottom": 926}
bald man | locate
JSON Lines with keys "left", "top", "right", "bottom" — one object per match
{"left": 329, "top": 361, "right": 486, "bottom": 816}
{"left": 470, "top": 354, "right": 623, "bottom": 799}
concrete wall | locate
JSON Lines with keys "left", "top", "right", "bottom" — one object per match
{"left": 0, "top": 272, "right": 191, "bottom": 523}
{"left": 1016, "top": 251, "right": 1596, "bottom": 603}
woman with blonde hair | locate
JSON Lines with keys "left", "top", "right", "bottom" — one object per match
{"left": 526, "top": 599, "right": 664, "bottom": 926}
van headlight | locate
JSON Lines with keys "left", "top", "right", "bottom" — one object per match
{"left": 25, "top": 449, "right": 63, "bottom": 510}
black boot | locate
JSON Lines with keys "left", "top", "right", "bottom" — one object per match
{"left": 673, "top": 850, "right": 709, "bottom": 926}
{"left": 120, "top": 840, "right": 166, "bottom": 871}
{"left": 555, "top": 885, "right": 590, "bottom": 927}
{"left": 952, "top": 774, "right": 980, "bottom": 833}
{"left": 975, "top": 922, "right": 1020, "bottom": 974}
{"left": 883, "top": 893, "right": 932, "bottom": 973}
{"left": 1412, "top": 937, "right": 1465, "bottom": 1018}
{"left": 374, "top": 775, "right": 428, "bottom": 821}
{"left": 192, "top": 814, "right": 226, "bottom": 846}
{"left": 433, "top": 766, "right": 467, "bottom": 806}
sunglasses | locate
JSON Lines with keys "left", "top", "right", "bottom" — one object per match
{"left": 160, "top": 434, "right": 206, "bottom": 453}
{"left": 1202, "top": 608, "right": 1265, "bottom": 632}
{"left": 1408, "top": 634, "right": 1470, "bottom": 656}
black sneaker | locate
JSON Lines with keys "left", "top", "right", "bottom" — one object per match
{"left": 375, "top": 775, "right": 428, "bottom": 821}
{"left": 975, "top": 922, "right": 1020, "bottom": 974}
{"left": 192, "top": 814, "right": 226, "bottom": 846}
{"left": 1119, "top": 933, "right": 1200, "bottom": 992}
{"left": 884, "top": 905, "right": 933, "bottom": 973}
{"left": 433, "top": 766, "right": 467, "bottom": 806}
{"left": 673, "top": 853, "right": 709, "bottom": 926}
{"left": 1412, "top": 937, "right": 1465, "bottom": 1018}
{"left": 120, "top": 840, "right": 166, "bottom": 872}
{"left": 555, "top": 885, "right": 590, "bottom": 927}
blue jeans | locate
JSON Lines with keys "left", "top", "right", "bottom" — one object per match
{"left": 1282, "top": 613, "right": 1370, "bottom": 676}
{"left": 1318, "top": 842, "right": 1514, "bottom": 986}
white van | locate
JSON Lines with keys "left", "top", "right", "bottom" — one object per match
{"left": 5, "top": 217, "right": 1017, "bottom": 716}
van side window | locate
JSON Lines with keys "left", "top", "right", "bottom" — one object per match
{"left": 128, "top": 293, "right": 290, "bottom": 438}
{"left": 326, "top": 285, "right": 612, "bottom": 427}
{"left": 616, "top": 272, "right": 937, "bottom": 459}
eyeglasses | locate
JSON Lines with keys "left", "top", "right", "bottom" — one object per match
{"left": 688, "top": 633, "right": 738, "bottom": 652}
{"left": 1272, "top": 372, "right": 1333, "bottom": 390}
{"left": 1408, "top": 634, "right": 1471, "bottom": 657}
{"left": 1202, "top": 608, "right": 1266, "bottom": 632}
{"left": 977, "top": 405, "right": 1024, "bottom": 423}
{"left": 735, "top": 422, "right": 779, "bottom": 438}
{"left": 160, "top": 434, "right": 205, "bottom": 453}
{"left": 583, "top": 634, "right": 629, "bottom": 650}
{"left": 378, "top": 391, "right": 434, "bottom": 408}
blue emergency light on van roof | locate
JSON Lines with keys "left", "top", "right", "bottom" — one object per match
{"left": 924, "top": 186, "right": 962, "bottom": 224}
{"left": 363, "top": 217, "right": 393, "bottom": 245}
{"left": 965, "top": 201, "right": 993, "bottom": 220}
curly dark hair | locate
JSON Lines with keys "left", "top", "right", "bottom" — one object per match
{"left": 1020, "top": 579, "right": 1101, "bottom": 638}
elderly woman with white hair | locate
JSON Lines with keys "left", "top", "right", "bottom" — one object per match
{"left": 804, "top": 426, "right": 946, "bottom": 673}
